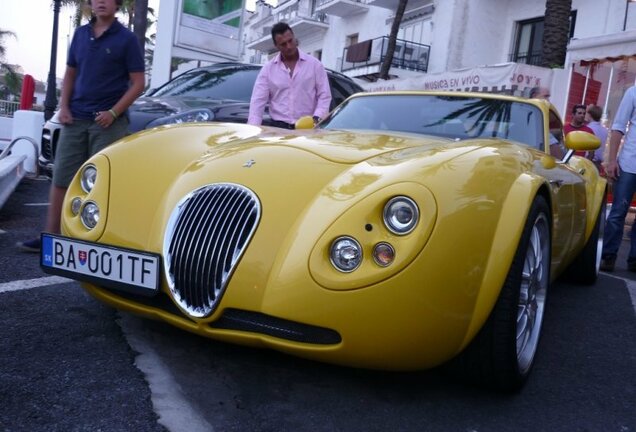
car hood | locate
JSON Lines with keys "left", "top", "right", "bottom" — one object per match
{"left": 129, "top": 96, "right": 248, "bottom": 132}
{"left": 108, "top": 122, "right": 487, "bottom": 166}
{"left": 97, "top": 123, "right": 499, "bottom": 232}
{"left": 131, "top": 95, "right": 245, "bottom": 114}
{"left": 77, "top": 122, "right": 534, "bottom": 299}
{"left": 42, "top": 96, "right": 249, "bottom": 133}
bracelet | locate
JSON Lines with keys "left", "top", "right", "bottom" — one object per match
{"left": 108, "top": 109, "right": 118, "bottom": 119}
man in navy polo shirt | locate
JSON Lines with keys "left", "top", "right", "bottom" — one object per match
{"left": 18, "top": 0, "right": 145, "bottom": 252}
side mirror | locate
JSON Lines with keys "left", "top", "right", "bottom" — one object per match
{"left": 295, "top": 116, "right": 315, "bottom": 130}
{"left": 564, "top": 131, "right": 600, "bottom": 151}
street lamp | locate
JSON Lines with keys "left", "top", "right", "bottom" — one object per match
{"left": 624, "top": 0, "right": 636, "bottom": 31}
{"left": 44, "top": 0, "right": 61, "bottom": 121}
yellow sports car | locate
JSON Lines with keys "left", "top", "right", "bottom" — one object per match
{"left": 41, "top": 92, "right": 606, "bottom": 391}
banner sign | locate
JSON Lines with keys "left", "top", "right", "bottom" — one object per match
{"left": 361, "top": 63, "right": 553, "bottom": 96}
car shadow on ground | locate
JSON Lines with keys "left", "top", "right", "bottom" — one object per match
{"left": 120, "top": 270, "right": 636, "bottom": 432}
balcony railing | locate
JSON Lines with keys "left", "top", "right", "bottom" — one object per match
{"left": 0, "top": 100, "right": 20, "bottom": 118}
{"left": 287, "top": 10, "right": 329, "bottom": 26}
{"left": 275, "top": 2, "right": 329, "bottom": 25}
{"left": 315, "top": 0, "right": 369, "bottom": 17}
{"left": 509, "top": 51, "right": 543, "bottom": 66}
{"left": 341, "top": 36, "right": 430, "bottom": 73}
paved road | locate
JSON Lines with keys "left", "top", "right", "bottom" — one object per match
{"left": 1, "top": 178, "right": 635, "bottom": 432}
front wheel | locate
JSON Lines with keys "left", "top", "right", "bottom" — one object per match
{"left": 450, "top": 196, "right": 551, "bottom": 391}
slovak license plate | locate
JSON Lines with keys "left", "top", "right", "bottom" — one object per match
{"left": 40, "top": 233, "right": 160, "bottom": 296}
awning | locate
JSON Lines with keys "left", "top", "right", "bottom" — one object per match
{"left": 566, "top": 29, "right": 636, "bottom": 64}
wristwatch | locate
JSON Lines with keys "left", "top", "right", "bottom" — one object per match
{"left": 312, "top": 116, "right": 321, "bottom": 125}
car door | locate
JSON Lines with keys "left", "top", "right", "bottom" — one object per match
{"left": 541, "top": 109, "right": 587, "bottom": 269}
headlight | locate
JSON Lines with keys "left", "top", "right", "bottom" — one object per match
{"left": 81, "top": 201, "right": 100, "bottom": 229}
{"left": 383, "top": 196, "right": 419, "bottom": 235}
{"left": 146, "top": 108, "right": 215, "bottom": 128}
{"left": 80, "top": 165, "right": 97, "bottom": 193}
{"left": 330, "top": 236, "right": 362, "bottom": 272}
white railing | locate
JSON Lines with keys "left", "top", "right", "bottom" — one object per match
{"left": 0, "top": 100, "right": 20, "bottom": 118}
{"left": 316, "top": 0, "right": 363, "bottom": 6}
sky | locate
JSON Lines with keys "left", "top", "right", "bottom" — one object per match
{"left": 0, "top": 0, "right": 260, "bottom": 84}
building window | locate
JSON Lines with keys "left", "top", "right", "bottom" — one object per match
{"left": 346, "top": 34, "right": 359, "bottom": 46}
{"left": 511, "top": 12, "right": 577, "bottom": 66}
{"left": 315, "top": 49, "right": 322, "bottom": 61}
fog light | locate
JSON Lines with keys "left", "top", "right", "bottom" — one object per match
{"left": 81, "top": 201, "right": 100, "bottom": 229}
{"left": 373, "top": 242, "right": 395, "bottom": 267}
{"left": 330, "top": 236, "right": 362, "bottom": 272}
{"left": 71, "top": 197, "right": 82, "bottom": 216}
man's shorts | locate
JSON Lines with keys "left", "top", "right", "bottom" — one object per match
{"left": 52, "top": 116, "right": 129, "bottom": 188}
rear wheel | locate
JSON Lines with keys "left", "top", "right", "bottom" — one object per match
{"left": 450, "top": 196, "right": 550, "bottom": 391}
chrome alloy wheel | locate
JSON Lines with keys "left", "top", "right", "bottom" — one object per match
{"left": 516, "top": 212, "right": 549, "bottom": 374}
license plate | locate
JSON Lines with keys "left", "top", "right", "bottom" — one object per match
{"left": 41, "top": 233, "right": 160, "bottom": 296}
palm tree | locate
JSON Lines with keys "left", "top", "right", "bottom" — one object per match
{"left": 0, "top": 29, "right": 16, "bottom": 61}
{"left": 133, "top": 0, "right": 149, "bottom": 54}
{"left": 0, "top": 29, "right": 21, "bottom": 99}
{"left": 66, "top": 0, "right": 151, "bottom": 54}
{"left": 379, "top": 0, "right": 408, "bottom": 80}
{"left": 540, "top": 0, "right": 572, "bottom": 68}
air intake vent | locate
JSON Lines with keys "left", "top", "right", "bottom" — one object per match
{"left": 163, "top": 183, "right": 260, "bottom": 318}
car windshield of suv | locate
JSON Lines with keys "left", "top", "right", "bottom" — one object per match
{"left": 151, "top": 66, "right": 260, "bottom": 101}
{"left": 321, "top": 94, "right": 545, "bottom": 151}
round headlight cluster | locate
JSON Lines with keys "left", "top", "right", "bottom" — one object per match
{"left": 330, "top": 236, "right": 362, "bottom": 272}
{"left": 328, "top": 196, "right": 419, "bottom": 273}
{"left": 80, "top": 165, "right": 97, "bottom": 193}
{"left": 383, "top": 196, "right": 419, "bottom": 235}
{"left": 81, "top": 201, "right": 100, "bottom": 229}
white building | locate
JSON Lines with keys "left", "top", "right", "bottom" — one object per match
{"left": 148, "top": 0, "right": 636, "bottom": 123}
{"left": 239, "top": 0, "right": 636, "bottom": 121}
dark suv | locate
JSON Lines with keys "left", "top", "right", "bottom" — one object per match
{"left": 39, "top": 62, "right": 364, "bottom": 177}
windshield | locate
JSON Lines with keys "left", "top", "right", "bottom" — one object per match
{"left": 151, "top": 66, "right": 260, "bottom": 101}
{"left": 321, "top": 94, "right": 545, "bottom": 150}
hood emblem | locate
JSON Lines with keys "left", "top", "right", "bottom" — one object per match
{"left": 243, "top": 159, "right": 256, "bottom": 168}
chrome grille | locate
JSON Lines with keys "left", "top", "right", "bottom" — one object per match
{"left": 41, "top": 127, "right": 52, "bottom": 159}
{"left": 163, "top": 183, "right": 260, "bottom": 318}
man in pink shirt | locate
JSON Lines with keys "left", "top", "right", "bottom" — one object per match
{"left": 248, "top": 22, "right": 332, "bottom": 129}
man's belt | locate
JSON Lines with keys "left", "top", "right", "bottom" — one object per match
{"left": 270, "top": 120, "right": 295, "bottom": 129}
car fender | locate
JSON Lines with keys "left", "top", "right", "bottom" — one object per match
{"left": 459, "top": 173, "right": 548, "bottom": 350}
{"left": 571, "top": 157, "right": 607, "bottom": 240}
{"left": 586, "top": 177, "right": 607, "bottom": 236}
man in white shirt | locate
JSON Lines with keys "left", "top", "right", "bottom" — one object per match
{"left": 601, "top": 85, "right": 636, "bottom": 271}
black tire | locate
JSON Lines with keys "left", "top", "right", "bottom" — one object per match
{"left": 563, "top": 192, "right": 607, "bottom": 285}
{"left": 449, "top": 196, "right": 551, "bottom": 391}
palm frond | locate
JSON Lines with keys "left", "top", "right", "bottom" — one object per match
{"left": 0, "top": 29, "right": 17, "bottom": 60}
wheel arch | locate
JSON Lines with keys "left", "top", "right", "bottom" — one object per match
{"left": 457, "top": 174, "right": 550, "bottom": 352}
{"left": 584, "top": 177, "right": 608, "bottom": 241}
